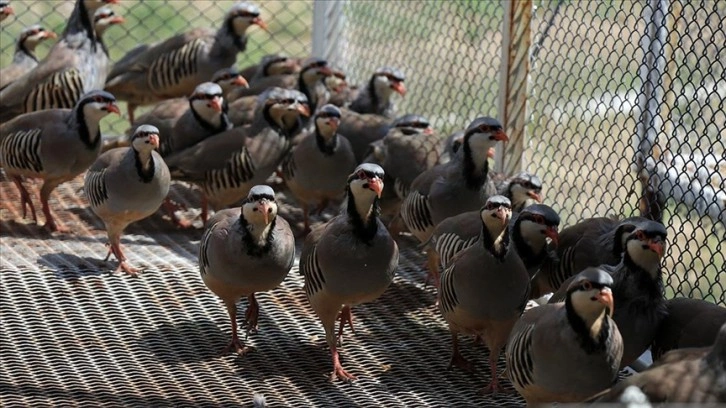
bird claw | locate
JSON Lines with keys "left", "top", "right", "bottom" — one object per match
{"left": 116, "top": 261, "right": 140, "bottom": 277}
{"left": 43, "top": 219, "right": 69, "bottom": 233}
{"left": 244, "top": 295, "right": 259, "bottom": 335}
{"left": 448, "top": 352, "right": 475, "bottom": 373}
{"left": 330, "top": 365, "right": 357, "bottom": 383}
{"left": 478, "top": 379, "right": 513, "bottom": 396}
{"left": 221, "top": 338, "right": 254, "bottom": 356}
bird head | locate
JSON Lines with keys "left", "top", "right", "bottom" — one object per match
{"left": 480, "top": 195, "right": 512, "bottom": 235}
{"left": 0, "top": 1, "right": 14, "bottom": 22}
{"left": 93, "top": 7, "right": 124, "bottom": 37}
{"left": 315, "top": 104, "right": 341, "bottom": 140}
{"left": 624, "top": 220, "right": 667, "bottom": 278}
{"left": 228, "top": 2, "right": 268, "bottom": 35}
{"left": 190, "top": 82, "right": 225, "bottom": 121}
{"left": 262, "top": 54, "right": 300, "bottom": 76}
{"left": 18, "top": 25, "right": 57, "bottom": 51}
{"left": 324, "top": 68, "right": 348, "bottom": 93}
{"left": 131, "top": 125, "right": 160, "bottom": 152}
{"left": 517, "top": 204, "right": 560, "bottom": 249}
{"left": 392, "top": 114, "right": 433, "bottom": 136}
{"left": 372, "top": 66, "right": 406, "bottom": 98}
{"left": 78, "top": 90, "right": 120, "bottom": 121}
{"left": 242, "top": 185, "right": 277, "bottom": 227}
{"left": 300, "top": 58, "right": 333, "bottom": 88}
{"left": 347, "top": 163, "right": 385, "bottom": 222}
{"left": 567, "top": 267, "right": 615, "bottom": 323}
{"left": 508, "top": 172, "right": 544, "bottom": 207}
{"left": 212, "top": 67, "right": 249, "bottom": 94}
{"left": 463, "top": 117, "right": 508, "bottom": 167}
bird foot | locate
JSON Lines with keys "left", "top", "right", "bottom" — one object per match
{"left": 478, "top": 379, "right": 512, "bottom": 395}
{"left": 244, "top": 295, "right": 259, "bottom": 335}
{"left": 448, "top": 351, "right": 475, "bottom": 373}
{"left": 221, "top": 338, "right": 254, "bottom": 356}
{"left": 43, "top": 219, "right": 69, "bottom": 233}
{"left": 12, "top": 177, "right": 38, "bottom": 223}
{"left": 330, "top": 364, "right": 357, "bottom": 383}
{"left": 115, "top": 261, "right": 140, "bottom": 277}
{"left": 336, "top": 306, "right": 355, "bottom": 345}
{"left": 162, "top": 199, "right": 192, "bottom": 229}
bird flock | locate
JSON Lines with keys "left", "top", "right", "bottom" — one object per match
{"left": 0, "top": 1, "right": 724, "bottom": 405}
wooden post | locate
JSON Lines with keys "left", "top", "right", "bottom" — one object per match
{"left": 497, "top": 0, "right": 532, "bottom": 175}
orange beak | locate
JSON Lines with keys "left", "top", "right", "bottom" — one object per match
{"left": 495, "top": 207, "right": 508, "bottom": 226}
{"left": 423, "top": 126, "right": 434, "bottom": 135}
{"left": 233, "top": 75, "right": 249, "bottom": 88}
{"left": 368, "top": 177, "right": 383, "bottom": 198}
{"left": 209, "top": 96, "right": 223, "bottom": 112}
{"left": 545, "top": 225, "right": 559, "bottom": 247}
{"left": 148, "top": 134, "right": 160, "bottom": 149}
{"left": 487, "top": 147, "right": 495, "bottom": 159}
{"left": 252, "top": 17, "right": 269, "bottom": 32}
{"left": 527, "top": 191, "right": 543, "bottom": 203}
{"left": 104, "top": 0, "right": 120, "bottom": 4}
{"left": 44, "top": 31, "right": 58, "bottom": 39}
{"left": 391, "top": 81, "right": 406, "bottom": 96}
{"left": 3, "top": 6, "right": 13, "bottom": 15}
{"left": 492, "top": 130, "right": 509, "bottom": 142}
{"left": 648, "top": 238, "right": 664, "bottom": 258}
{"left": 326, "top": 117, "right": 340, "bottom": 131}
{"left": 106, "top": 103, "right": 121, "bottom": 115}
{"left": 297, "top": 103, "right": 311, "bottom": 117}
{"left": 257, "top": 201, "right": 271, "bottom": 225}
{"left": 595, "top": 287, "right": 615, "bottom": 317}
{"left": 109, "top": 16, "right": 125, "bottom": 25}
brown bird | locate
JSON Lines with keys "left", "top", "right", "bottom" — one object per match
{"left": 651, "top": 297, "right": 726, "bottom": 361}
{"left": 549, "top": 219, "right": 668, "bottom": 369}
{"left": 0, "top": 90, "right": 119, "bottom": 232}
{"left": 439, "top": 201, "right": 535, "bottom": 394}
{"left": 506, "top": 267, "right": 623, "bottom": 404}
{"left": 105, "top": 2, "right": 266, "bottom": 123}
{"left": 0, "top": 0, "right": 117, "bottom": 122}
{"left": 84, "top": 125, "right": 170, "bottom": 275}
{"left": 236, "top": 53, "right": 301, "bottom": 89}
{"left": 595, "top": 323, "right": 726, "bottom": 404}
{"left": 227, "top": 54, "right": 300, "bottom": 102}
{"left": 325, "top": 67, "right": 357, "bottom": 108}
{"left": 349, "top": 66, "right": 406, "bottom": 117}
{"left": 199, "top": 185, "right": 295, "bottom": 354}
{"left": 300, "top": 164, "right": 399, "bottom": 382}
{"left": 93, "top": 6, "right": 125, "bottom": 58}
{"left": 0, "top": 25, "right": 57, "bottom": 91}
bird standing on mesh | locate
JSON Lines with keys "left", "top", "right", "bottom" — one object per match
{"left": 84, "top": 125, "right": 170, "bottom": 276}
{"left": 0, "top": 90, "right": 120, "bottom": 232}
{"left": 300, "top": 163, "right": 399, "bottom": 382}
{"left": 199, "top": 185, "right": 295, "bottom": 355}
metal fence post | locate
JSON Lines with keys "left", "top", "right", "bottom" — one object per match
{"left": 312, "top": 0, "right": 347, "bottom": 66}
{"left": 496, "top": 0, "right": 532, "bottom": 175}
{"left": 635, "top": 0, "right": 669, "bottom": 222}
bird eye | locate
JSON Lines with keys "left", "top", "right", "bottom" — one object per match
{"left": 357, "top": 170, "right": 368, "bottom": 180}
{"left": 534, "top": 214, "right": 545, "bottom": 224}
{"left": 635, "top": 230, "right": 646, "bottom": 240}
{"left": 581, "top": 281, "right": 593, "bottom": 291}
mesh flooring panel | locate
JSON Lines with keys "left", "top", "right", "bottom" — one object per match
{"left": 0, "top": 174, "right": 527, "bottom": 407}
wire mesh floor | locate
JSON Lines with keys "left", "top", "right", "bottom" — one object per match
{"left": 0, "top": 173, "right": 527, "bottom": 407}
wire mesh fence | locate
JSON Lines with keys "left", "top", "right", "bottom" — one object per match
{"left": 0, "top": 0, "right": 723, "bottom": 307}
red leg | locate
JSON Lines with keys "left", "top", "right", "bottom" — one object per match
{"left": 108, "top": 234, "right": 139, "bottom": 276}
{"left": 11, "top": 176, "right": 37, "bottom": 223}
{"left": 448, "top": 332, "right": 475, "bottom": 372}
{"left": 40, "top": 181, "right": 68, "bottom": 233}
{"left": 330, "top": 344, "right": 357, "bottom": 382}
{"left": 424, "top": 250, "right": 441, "bottom": 289}
{"left": 336, "top": 305, "right": 355, "bottom": 345}
{"left": 127, "top": 104, "right": 136, "bottom": 125}
{"left": 161, "top": 197, "right": 191, "bottom": 228}
{"left": 244, "top": 293, "right": 259, "bottom": 334}
{"left": 479, "top": 349, "right": 512, "bottom": 395}
{"left": 222, "top": 302, "right": 253, "bottom": 355}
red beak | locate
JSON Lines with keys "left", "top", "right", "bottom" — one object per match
{"left": 233, "top": 76, "right": 249, "bottom": 88}
{"left": 3, "top": 6, "right": 13, "bottom": 15}
{"left": 545, "top": 225, "right": 559, "bottom": 247}
{"left": 257, "top": 201, "right": 271, "bottom": 225}
{"left": 149, "top": 134, "right": 160, "bottom": 149}
{"left": 368, "top": 177, "right": 383, "bottom": 198}
{"left": 104, "top": 0, "right": 120, "bottom": 4}
{"left": 423, "top": 127, "right": 434, "bottom": 135}
{"left": 252, "top": 17, "right": 269, "bottom": 32}
{"left": 495, "top": 207, "right": 508, "bottom": 226}
{"left": 487, "top": 147, "right": 495, "bottom": 159}
{"left": 391, "top": 81, "right": 407, "bottom": 96}
{"left": 648, "top": 239, "right": 664, "bottom": 258}
{"left": 595, "top": 287, "right": 615, "bottom": 317}
{"left": 109, "top": 16, "right": 125, "bottom": 25}
{"left": 527, "top": 191, "right": 543, "bottom": 203}
{"left": 326, "top": 117, "right": 340, "bottom": 130}
{"left": 209, "top": 97, "right": 223, "bottom": 112}
{"left": 492, "top": 130, "right": 509, "bottom": 142}
{"left": 106, "top": 103, "right": 121, "bottom": 115}
{"left": 297, "top": 104, "right": 311, "bottom": 117}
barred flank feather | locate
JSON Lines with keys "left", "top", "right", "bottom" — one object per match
{"left": 148, "top": 38, "right": 204, "bottom": 92}
{"left": 1, "top": 128, "right": 43, "bottom": 173}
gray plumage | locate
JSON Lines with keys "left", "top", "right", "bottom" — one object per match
{"left": 492, "top": 171, "right": 543, "bottom": 213}
{"left": 0, "top": 25, "right": 57, "bottom": 91}
{"left": 349, "top": 66, "right": 406, "bottom": 118}
{"left": 0, "top": 0, "right": 111, "bottom": 122}
{"left": 651, "top": 297, "right": 726, "bottom": 361}
{"left": 0, "top": 1, "right": 12, "bottom": 21}
{"left": 549, "top": 219, "right": 668, "bottom": 368}
{"left": 93, "top": 6, "right": 124, "bottom": 57}
{"left": 85, "top": 125, "right": 170, "bottom": 275}
{"left": 300, "top": 163, "right": 399, "bottom": 382}
{"left": 506, "top": 268, "right": 623, "bottom": 404}
{"left": 595, "top": 323, "right": 726, "bottom": 403}
{"left": 165, "top": 88, "right": 309, "bottom": 220}
{"left": 282, "top": 104, "right": 357, "bottom": 232}
{"left": 105, "top": 2, "right": 265, "bottom": 122}
{"left": 227, "top": 54, "right": 299, "bottom": 101}
{"left": 400, "top": 116, "right": 508, "bottom": 243}
{"left": 199, "top": 185, "right": 295, "bottom": 354}
{"left": 0, "top": 90, "right": 119, "bottom": 232}
{"left": 438, "top": 197, "right": 531, "bottom": 394}
{"left": 336, "top": 109, "right": 393, "bottom": 163}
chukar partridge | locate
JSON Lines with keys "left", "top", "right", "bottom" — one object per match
{"left": 93, "top": 6, "right": 124, "bottom": 58}
{"left": 0, "top": 1, "right": 13, "bottom": 21}
{"left": 300, "top": 163, "right": 399, "bottom": 382}
{"left": 0, "top": 25, "right": 57, "bottom": 91}
{"left": 236, "top": 53, "right": 301, "bottom": 88}
{"left": 0, "top": 0, "right": 116, "bottom": 122}
{"left": 550, "top": 219, "right": 668, "bottom": 368}
{"left": 400, "top": 116, "right": 508, "bottom": 244}
{"left": 84, "top": 125, "right": 170, "bottom": 275}
{"left": 595, "top": 323, "right": 726, "bottom": 403}
{"left": 199, "top": 185, "right": 295, "bottom": 355}
{"left": 492, "top": 171, "right": 543, "bottom": 213}
{"left": 439, "top": 200, "right": 536, "bottom": 394}
{"left": 105, "top": 2, "right": 266, "bottom": 123}
{"left": 349, "top": 66, "right": 406, "bottom": 118}
{"left": 651, "top": 297, "right": 726, "bottom": 361}
{"left": 0, "top": 90, "right": 119, "bottom": 232}
{"left": 165, "top": 88, "right": 310, "bottom": 222}
{"left": 281, "top": 104, "right": 357, "bottom": 233}
{"left": 227, "top": 54, "right": 299, "bottom": 102}
{"left": 325, "top": 68, "right": 356, "bottom": 108}
{"left": 506, "top": 267, "right": 623, "bottom": 404}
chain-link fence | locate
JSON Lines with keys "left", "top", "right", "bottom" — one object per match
{"left": 1, "top": 0, "right": 723, "bottom": 305}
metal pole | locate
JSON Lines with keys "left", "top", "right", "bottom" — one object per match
{"left": 497, "top": 0, "right": 532, "bottom": 175}
{"left": 312, "top": 0, "right": 347, "bottom": 66}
